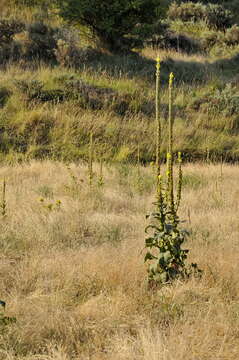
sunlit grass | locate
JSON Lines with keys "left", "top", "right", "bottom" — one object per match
{"left": 0, "top": 161, "right": 239, "bottom": 359}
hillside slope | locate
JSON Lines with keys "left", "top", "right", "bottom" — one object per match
{"left": 0, "top": 2, "right": 239, "bottom": 163}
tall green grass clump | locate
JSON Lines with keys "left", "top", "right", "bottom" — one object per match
{"left": 144, "top": 59, "right": 201, "bottom": 287}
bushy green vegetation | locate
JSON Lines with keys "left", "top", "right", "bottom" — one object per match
{"left": 168, "top": 2, "right": 233, "bottom": 31}
{"left": 0, "top": 0, "right": 239, "bottom": 164}
{"left": 168, "top": 1, "right": 239, "bottom": 56}
{"left": 56, "top": 0, "right": 169, "bottom": 53}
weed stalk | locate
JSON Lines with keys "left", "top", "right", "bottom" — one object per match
{"left": 98, "top": 156, "right": 104, "bottom": 187}
{"left": 88, "top": 132, "right": 93, "bottom": 185}
{"left": 1, "top": 179, "right": 7, "bottom": 218}
{"left": 156, "top": 56, "right": 161, "bottom": 182}
{"left": 144, "top": 63, "right": 202, "bottom": 287}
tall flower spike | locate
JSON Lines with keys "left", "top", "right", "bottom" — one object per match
{"left": 155, "top": 57, "right": 161, "bottom": 190}
{"left": 137, "top": 144, "right": 140, "bottom": 177}
{"left": 167, "top": 72, "right": 175, "bottom": 216}
{"left": 156, "top": 56, "right": 161, "bottom": 72}
{"left": 169, "top": 72, "right": 174, "bottom": 87}
{"left": 176, "top": 152, "right": 182, "bottom": 213}
{"left": 157, "top": 174, "right": 163, "bottom": 224}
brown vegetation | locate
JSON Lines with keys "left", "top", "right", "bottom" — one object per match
{"left": 0, "top": 161, "right": 239, "bottom": 359}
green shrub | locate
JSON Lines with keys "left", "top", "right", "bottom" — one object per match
{"left": 0, "top": 18, "right": 24, "bottom": 43}
{"left": 63, "top": 79, "right": 116, "bottom": 110}
{"left": 168, "top": 2, "right": 206, "bottom": 23}
{"left": 0, "top": 18, "right": 24, "bottom": 64}
{"left": 18, "top": 111, "right": 55, "bottom": 147}
{"left": 13, "top": 79, "right": 44, "bottom": 100}
{"left": 0, "top": 87, "right": 11, "bottom": 107}
{"left": 0, "top": 41, "right": 22, "bottom": 65}
{"left": 55, "top": 39, "right": 80, "bottom": 68}
{"left": 168, "top": 2, "right": 233, "bottom": 32}
{"left": 36, "top": 89, "right": 65, "bottom": 103}
{"left": 55, "top": 44, "right": 102, "bottom": 68}
{"left": 14, "top": 79, "right": 65, "bottom": 104}
{"left": 62, "top": 79, "right": 151, "bottom": 115}
{"left": 54, "top": 25, "right": 81, "bottom": 67}
{"left": 160, "top": 32, "right": 201, "bottom": 53}
{"left": 56, "top": 0, "right": 168, "bottom": 53}
{"left": 225, "top": 25, "right": 239, "bottom": 46}
{"left": 26, "top": 145, "right": 53, "bottom": 159}
{"left": 200, "top": 30, "right": 219, "bottom": 51}
{"left": 205, "top": 4, "right": 233, "bottom": 32}
{"left": 22, "top": 21, "right": 57, "bottom": 62}
{"left": 17, "top": 21, "right": 80, "bottom": 65}
{"left": 189, "top": 84, "right": 239, "bottom": 117}
{"left": 200, "top": 25, "right": 239, "bottom": 52}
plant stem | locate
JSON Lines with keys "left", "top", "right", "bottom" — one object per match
{"left": 2, "top": 178, "right": 6, "bottom": 217}
{"left": 176, "top": 152, "right": 182, "bottom": 212}
{"left": 98, "top": 156, "right": 104, "bottom": 186}
{"left": 88, "top": 132, "right": 93, "bottom": 185}
{"left": 137, "top": 144, "right": 140, "bottom": 177}
{"left": 156, "top": 57, "right": 161, "bottom": 181}
{"left": 167, "top": 72, "right": 175, "bottom": 216}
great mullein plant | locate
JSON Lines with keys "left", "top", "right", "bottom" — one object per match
{"left": 145, "top": 59, "right": 201, "bottom": 286}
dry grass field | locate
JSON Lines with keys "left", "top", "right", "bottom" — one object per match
{"left": 0, "top": 161, "right": 239, "bottom": 359}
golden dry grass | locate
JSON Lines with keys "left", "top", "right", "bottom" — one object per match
{"left": 0, "top": 161, "right": 239, "bottom": 359}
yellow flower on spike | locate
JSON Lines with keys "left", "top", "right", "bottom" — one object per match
{"left": 178, "top": 152, "right": 182, "bottom": 163}
{"left": 156, "top": 56, "right": 160, "bottom": 72}
{"left": 169, "top": 72, "right": 174, "bottom": 87}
